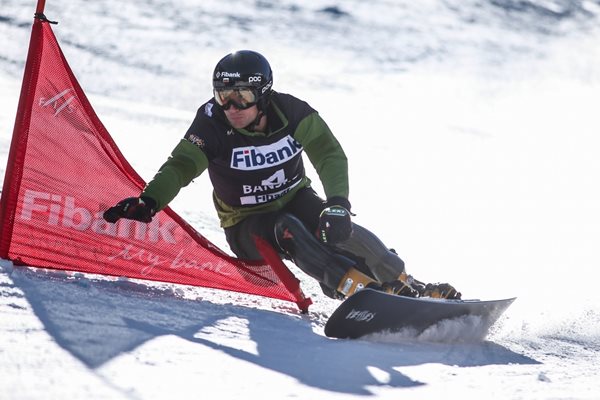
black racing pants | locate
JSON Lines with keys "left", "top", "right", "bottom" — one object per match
{"left": 224, "top": 186, "right": 323, "bottom": 260}
{"left": 224, "top": 186, "right": 405, "bottom": 297}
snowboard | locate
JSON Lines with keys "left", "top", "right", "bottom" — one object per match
{"left": 324, "top": 288, "right": 516, "bottom": 339}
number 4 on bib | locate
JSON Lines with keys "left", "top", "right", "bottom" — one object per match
{"left": 261, "top": 169, "right": 286, "bottom": 188}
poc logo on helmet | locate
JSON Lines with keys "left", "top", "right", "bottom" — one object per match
{"left": 248, "top": 76, "right": 262, "bottom": 83}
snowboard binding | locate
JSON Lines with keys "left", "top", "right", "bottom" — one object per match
{"left": 366, "top": 272, "right": 462, "bottom": 300}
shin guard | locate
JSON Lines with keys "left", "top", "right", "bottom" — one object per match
{"left": 333, "top": 224, "right": 406, "bottom": 283}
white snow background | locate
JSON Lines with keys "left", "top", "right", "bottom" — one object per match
{"left": 1, "top": 0, "right": 600, "bottom": 399}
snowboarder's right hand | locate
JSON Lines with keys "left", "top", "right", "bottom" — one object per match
{"left": 103, "top": 196, "right": 157, "bottom": 223}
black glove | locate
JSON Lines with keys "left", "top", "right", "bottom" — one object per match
{"left": 103, "top": 196, "right": 157, "bottom": 223}
{"left": 317, "top": 197, "right": 353, "bottom": 244}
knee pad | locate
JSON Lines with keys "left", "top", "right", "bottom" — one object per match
{"left": 333, "top": 224, "right": 405, "bottom": 282}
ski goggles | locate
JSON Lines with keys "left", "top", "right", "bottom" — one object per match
{"left": 213, "top": 87, "right": 258, "bottom": 110}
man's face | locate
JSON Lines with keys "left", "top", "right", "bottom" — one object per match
{"left": 223, "top": 104, "right": 259, "bottom": 129}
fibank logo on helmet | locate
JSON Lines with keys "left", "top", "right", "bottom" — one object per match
{"left": 231, "top": 135, "right": 302, "bottom": 170}
{"left": 216, "top": 71, "right": 241, "bottom": 78}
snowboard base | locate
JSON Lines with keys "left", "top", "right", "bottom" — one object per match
{"left": 324, "top": 288, "right": 515, "bottom": 339}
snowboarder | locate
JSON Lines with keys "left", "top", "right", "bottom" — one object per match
{"left": 103, "top": 50, "right": 461, "bottom": 300}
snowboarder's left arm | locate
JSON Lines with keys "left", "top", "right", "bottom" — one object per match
{"left": 295, "top": 112, "right": 349, "bottom": 202}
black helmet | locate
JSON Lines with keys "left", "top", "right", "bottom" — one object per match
{"left": 213, "top": 50, "right": 273, "bottom": 110}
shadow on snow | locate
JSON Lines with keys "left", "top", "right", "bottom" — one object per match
{"left": 11, "top": 265, "right": 539, "bottom": 396}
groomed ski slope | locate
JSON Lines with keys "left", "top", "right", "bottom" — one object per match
{"left": 1, "top": 1, "right": 600, "bottom": 399}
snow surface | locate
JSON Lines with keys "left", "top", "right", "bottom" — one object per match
{"left": 1, "top": 0, "right": 600, "bottom": 399}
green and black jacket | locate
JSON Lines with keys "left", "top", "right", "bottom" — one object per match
{"left": 142, "top": 92, "right": 349, "bottom": 228}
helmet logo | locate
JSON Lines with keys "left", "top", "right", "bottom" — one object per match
{"left": 248, "top": 76, "right": 262, "bottom": 83}
{"left": 261, "top": 81, "right": 273, "bottom": 94}
{"left": 220, "top": 71, "right": 241, "bottom": 78}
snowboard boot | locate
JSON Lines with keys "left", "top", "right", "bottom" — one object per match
{"left": 414, "top": 280, "right": 462, "bottom": 299}
{"left": 374, "top": 273, "right": 461, "bottom": 299}
{"left": 404, "top": 274, "right": 462, "bottom": 299}
{"left": 366, "top": 271, "right": 420, "bottom": 297}
{"left": 335, "top": 266, "right": 378, "bottom": 297}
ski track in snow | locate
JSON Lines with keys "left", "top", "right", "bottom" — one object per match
{"left": 2, "top": 0, "right": 600, "bottom": 399}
